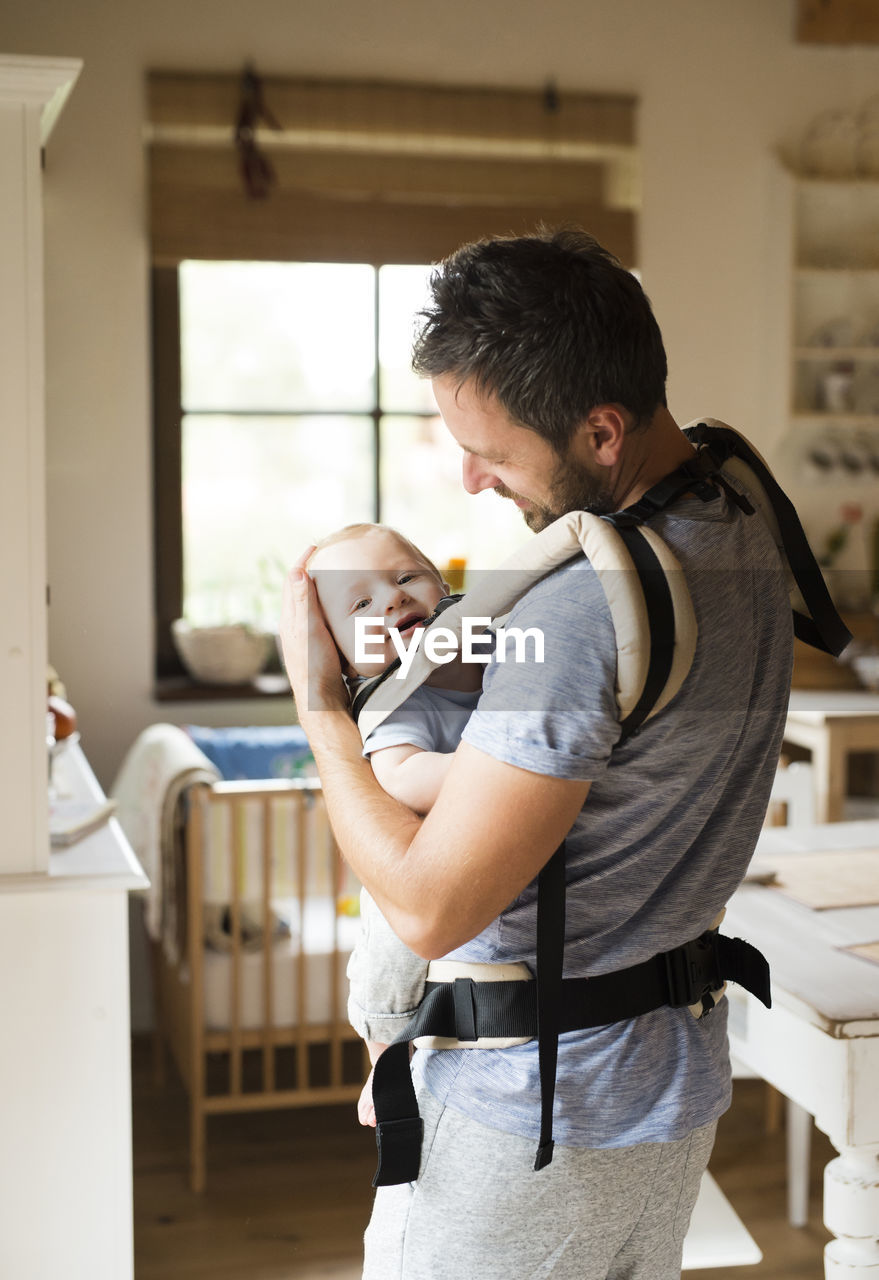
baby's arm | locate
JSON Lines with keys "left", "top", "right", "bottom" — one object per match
{"left": 349, "top": 741, "right": 458, "bottom": 1124}
{"left": 348, "top": 887, "right": 429, "bottom": 1125}
{"left": 368, "top": 742, "right": 454, "bottom": 815}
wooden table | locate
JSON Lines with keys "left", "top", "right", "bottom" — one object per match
{"left": 726, "top": 819, "right": 879, "bottom": 1278}
{"left": 784, "top": 690, "right": 879, "bottom": 822}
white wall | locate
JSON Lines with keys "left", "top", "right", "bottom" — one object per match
{"left": 4, "top": 0, "right": 879, "bottom": 789}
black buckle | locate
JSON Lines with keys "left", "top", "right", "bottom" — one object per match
{"left": 603, "top": 510, "right": 644, "bottom": 530}
{"left": 662, "top": 932, "right": 723, "bottom": 1008}
{"left": 676, "top": 448, "right": 724, "bottom": 500}
{"left": 453, "top": 977, "right": 478, "bottom": 1042}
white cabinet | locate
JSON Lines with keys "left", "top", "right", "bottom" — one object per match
{"left": 0, "top": 743, "right": 148, "bottom": 1280}
{"left": 0, "top": 55, "right": 80, "bottom": 875}
{"left": 0, "top": 54, "right": 147, "bottom": 1280}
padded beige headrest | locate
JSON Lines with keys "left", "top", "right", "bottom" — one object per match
{"left": 355, "top": 509, "right": 697, "bottom": 744}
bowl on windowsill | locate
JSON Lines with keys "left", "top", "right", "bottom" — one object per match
{"left": 171, "top": 620, "right": 272, "bottom": 685}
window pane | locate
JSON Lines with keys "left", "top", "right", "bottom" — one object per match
{"left": 378, "top": 265, "right": 437, "bottom": 413}
{"left": 180, "top": 261, "right": 376, "bottom": 412}
{"left": 182, "top": 414, "right": 375, "bottom": 628}
{"left": 379, "top": 415, "right": 532, "bottom": 579}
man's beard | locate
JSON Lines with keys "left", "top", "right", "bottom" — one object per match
{"left": 496, "top": 454, "right": 616, "bottom": 533}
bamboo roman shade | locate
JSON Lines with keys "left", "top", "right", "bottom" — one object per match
{"left": 147, "top": 72, "right": 639, "bottom": 266}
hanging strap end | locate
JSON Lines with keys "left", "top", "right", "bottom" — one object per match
{"left": 534, "top": 1140, "right": 555, "bottom": 1172}
{"left": 372, "top": 1117, "right": 424, "bottom": 1187}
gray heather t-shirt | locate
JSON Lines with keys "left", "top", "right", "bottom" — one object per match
{"left": 415, "top": 483, "right": 793, "bottom": 1147}
{"left": 363, "top": 684, "right": 478, "bottom": 757}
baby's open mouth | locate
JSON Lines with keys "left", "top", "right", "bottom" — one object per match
{"left": 393, "top": 613, "right": 425, "bottom": 636}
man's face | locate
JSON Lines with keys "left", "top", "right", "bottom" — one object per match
{"left": 432, "top": 376, "right": 615, "bottom": 531}
{"left": 309, "top": 530, "right": 448, "bottom": 677}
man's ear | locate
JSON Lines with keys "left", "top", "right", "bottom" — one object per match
{"left": 577, "top": 404, "right": 628, "bottom": 467}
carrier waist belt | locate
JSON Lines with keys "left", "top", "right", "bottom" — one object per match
{"left": 370, "top": 929, "right": 771, "bottom": 1188}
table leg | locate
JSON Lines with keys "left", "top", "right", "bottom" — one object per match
{"left": 787, "top": 1100, "right": 812, "bottom": 1228}
{"left": 824, "top": 1143, "right": 879, "bottom": 1277}
{"left": 809, "top": 732, "right": 848, "bottom": 824}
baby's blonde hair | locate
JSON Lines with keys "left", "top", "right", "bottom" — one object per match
{"left": 306, "top": 523, "right": 444, "bottom": 582}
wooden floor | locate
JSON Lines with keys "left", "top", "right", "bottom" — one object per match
{"left": 132, "top": 1037, "right": 834, "bottom": 1279}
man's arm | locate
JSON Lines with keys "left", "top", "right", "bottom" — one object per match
{"left": 281, "top": 565, "right": 590, "bottom": 959}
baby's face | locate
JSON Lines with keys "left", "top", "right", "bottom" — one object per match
{"left": 310, "top": 530, "right": 448, "bottom": 677}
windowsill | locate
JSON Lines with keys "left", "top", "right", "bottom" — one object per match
{"left": 153, "top": 672, "right": 291, "bottom": 702}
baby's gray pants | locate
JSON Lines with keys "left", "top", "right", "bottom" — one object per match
{"left": 363, "top": 1085, "right": 716, "bottom": 1280}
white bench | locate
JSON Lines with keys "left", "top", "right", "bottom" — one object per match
{"left": 682, "top": 1172, "right": 762, "bottom": 1269}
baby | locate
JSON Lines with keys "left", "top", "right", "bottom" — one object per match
{"left": 306, "top": 523, "right": 483, "bottom": 1124}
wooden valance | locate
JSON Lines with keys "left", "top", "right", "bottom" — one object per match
{"left": 146, "top": 72, "right": 639, "bottom": 266}
{"left": 797, "top": 0, "right": 879, "bottom": 43}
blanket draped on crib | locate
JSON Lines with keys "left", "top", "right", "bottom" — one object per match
{"left": 111, "top": 723, "right": 219, "bottom": 963}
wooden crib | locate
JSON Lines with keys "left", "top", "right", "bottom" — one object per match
{"left": 150, "top": 776, "right": 368, "bottom": 1191}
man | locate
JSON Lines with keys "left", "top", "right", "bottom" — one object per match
{"left": 280, "top": 228, "right": 793, "bottom": 1279}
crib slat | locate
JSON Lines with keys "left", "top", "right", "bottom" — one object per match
{"left": 187, "top": 787, "right": 208, "bottom": 1193}
{"left": 295, "top": 795, "right": 308, "bottom": 1091}
{"left": 229, "top": 800, "right": 243, "bottom": 1096}
{"left": 261, "top": 796, "right": 275, "bottom": 1092}
{"left": 327, "top": 808, "right": 344, "bottom": 1089}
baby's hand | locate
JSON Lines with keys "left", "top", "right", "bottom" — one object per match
{"left": 357, "top": 1065, "right": 377, "bottom": 1128}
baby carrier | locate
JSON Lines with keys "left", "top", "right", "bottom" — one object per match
{"left": 352, "top": 419, "right": 851, "bottom": 1188}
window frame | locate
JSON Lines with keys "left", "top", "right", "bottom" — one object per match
{"left": 151, "top": 261, "right": 440, "bottom": 693}
{"left": 152, "top": 265, "right": 187, "bottom": 685}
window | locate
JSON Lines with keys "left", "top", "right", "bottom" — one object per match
{"left": 147, "top": 72, "right": 639, "bottom": 687}
{"left": 153, "top": 259, "right": 531, "bottom": 680}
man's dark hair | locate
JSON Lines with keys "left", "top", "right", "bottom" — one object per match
{"left": 412, "top": 226, "right": 668, "bottom": 449}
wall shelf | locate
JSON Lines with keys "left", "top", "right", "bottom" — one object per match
{"left": 785, "top": 174, "right": 879, "bottom": 446}
{"left": 794, "top": 347, "right": 879, "bottom": 358}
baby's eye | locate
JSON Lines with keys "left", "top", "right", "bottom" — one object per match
{"left": 352, "top": 597, "right": 371, "bottom": 612}
{"left": 397, "top": 572, "right": 419, "bottom": 584}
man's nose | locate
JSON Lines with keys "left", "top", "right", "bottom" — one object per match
{"left": 462, "top": 452, "right": 499, "bottom": 495}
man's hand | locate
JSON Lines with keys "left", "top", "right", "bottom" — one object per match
{"left": 357, "top": 1066, "right": 378, "bottom": 1128}
{"left": 279, "top": 548, "right": 349, "bottom": 718}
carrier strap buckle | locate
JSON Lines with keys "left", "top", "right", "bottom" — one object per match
{"left": 663, "top": 931, "right": 724, "bottom": 1008}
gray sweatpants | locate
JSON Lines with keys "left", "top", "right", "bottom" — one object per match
{"left": 363, "top": 1085, "right": 716, "bottom": 1280}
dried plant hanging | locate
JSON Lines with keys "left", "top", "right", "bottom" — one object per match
{"left": 235, "top": 63, "right": 281, "bottom": 199}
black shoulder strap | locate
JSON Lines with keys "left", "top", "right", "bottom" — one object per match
{"left": 684, "top": 423, "right": 852, "bottom": 658}
{"left": 533, "top": 840, "right": 566, "bottom": 1171}
{"left": 601, "top": 521, "right": 678, "bottom": 744}
{"left": 612, "top": 445, "right": 731, "bottom": 523}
